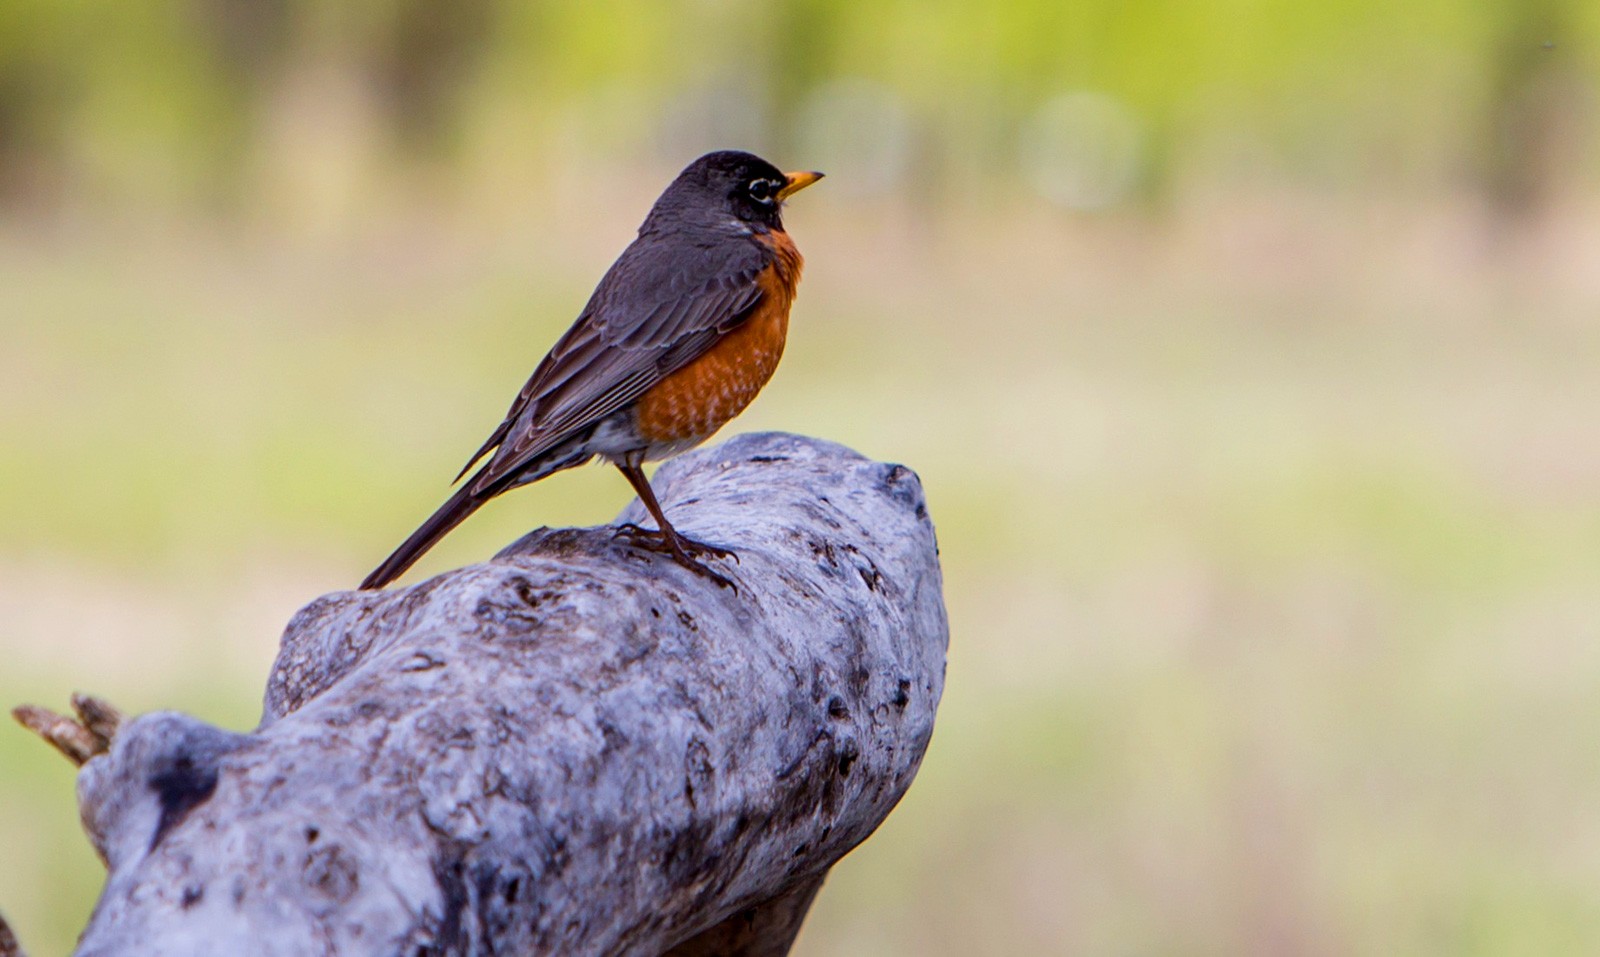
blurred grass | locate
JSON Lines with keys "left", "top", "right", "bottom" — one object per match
{"left": 4, "top": 188, "right": 1600, "bottom": 954}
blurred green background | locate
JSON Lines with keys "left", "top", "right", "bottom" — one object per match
{"left": 4, "top": 0, "right": 1600, "bottom": 953}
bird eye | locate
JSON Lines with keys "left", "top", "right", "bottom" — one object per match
{"left": 747, "top": 179, "right": 776, "bottom": 203}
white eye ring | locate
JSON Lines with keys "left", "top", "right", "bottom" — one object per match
{"left": 748, "top": 179, "right": 778, "bottom": 204}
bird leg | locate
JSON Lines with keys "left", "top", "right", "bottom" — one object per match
{"left": 614, "top": 464, "right": 738, "bottom": 589}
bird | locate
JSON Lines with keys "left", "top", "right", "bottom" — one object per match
{"left": 360, "top": 150, "right": 822, "bottom": 591}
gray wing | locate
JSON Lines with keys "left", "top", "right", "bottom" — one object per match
{"left": 461, "top": 232, "right": 773, "bottom": 493}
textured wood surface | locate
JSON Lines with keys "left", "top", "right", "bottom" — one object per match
{"left": 67, "top": 433, "right": 948, "bottom": 956}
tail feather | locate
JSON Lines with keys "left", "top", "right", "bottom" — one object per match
{"left": 361, "top": 440, "right": 599, "bottom": 590}
{"left": 360, "top": 483, "right": 485, "bottom": 590}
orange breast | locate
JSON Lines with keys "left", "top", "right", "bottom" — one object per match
{"left": 633, "top": 231, "right": 803, "bottom": 447}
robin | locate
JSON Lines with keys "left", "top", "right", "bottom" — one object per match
{"left": 360, "top": 151, "right": 822, "bottom": 591}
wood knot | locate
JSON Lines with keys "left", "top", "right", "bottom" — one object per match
{"left": 304, "top": 843, "right": 360, "bottom": 903}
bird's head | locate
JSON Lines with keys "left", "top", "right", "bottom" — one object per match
{"left": 647, "top": 150, "right": 823, "bottom": 233}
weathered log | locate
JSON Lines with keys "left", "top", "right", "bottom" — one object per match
{"left": 57, "top": 432, "right": 946, "bottom": 956}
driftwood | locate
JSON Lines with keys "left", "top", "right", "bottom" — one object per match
{"left": 24, "top": 432, "right": 947, "bottom": 956}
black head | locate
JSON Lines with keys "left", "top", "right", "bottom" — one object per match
{"left": 644, "top": 150, "right": 823, "bottom": 233}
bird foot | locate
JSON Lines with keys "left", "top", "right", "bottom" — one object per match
{"left": 613, "top": 524, "right": 739, "bottom": 590}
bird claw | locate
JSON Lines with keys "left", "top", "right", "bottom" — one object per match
{"left": 612, "top": 524, "right": 739, "bottom": 590}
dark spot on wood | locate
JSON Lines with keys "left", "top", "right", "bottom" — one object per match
{"left": 826, "top": 696, "right": 848, "bottom": 720}
{"left": 598, "top": 719, "right": 629, "bottom": 756}
{"left": 509, "top": 576, "right": 542, "bottom": 607}
{"left": 676, "top": 609, "right": 698, "bottom": 631}
{"left": 836, "top": 740, "right": 860, "bottom": 777}
{"left": 543, "top": 833, "right": 572, "bottom": 878}
{"left": 180, "top": 884, "right": 204, "bottom": 909}
{"left": 149, "top": 753, "right": 220, "bottom": 850}
{"left": 748, "top": 455, "right": 790, "bottom": 463}
{"left": 661, "top": 815, "right": 718, "bottom": 885}
{"left": 893, "top": 678, "right": 912, "bottom": 711}
{"left": 684, "top": 737, "right": 714, "bottom": 810}
{"left": 431, "top": 848, "right": 469, "bottom": 952}
{"left": 305, "top": 825, "right": 320, "bottom": 844}
{"left": 473, "top": 862, "right": 527, "bottom": 944}
{"left": 791, "top": 842, "right": 810, "bottom": 858}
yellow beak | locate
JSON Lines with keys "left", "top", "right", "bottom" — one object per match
{"left": 777, "top": 170, "right": 824, "bottom": 200}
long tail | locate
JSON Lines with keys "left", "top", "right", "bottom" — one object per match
{"left": 360, "top": 482, "right": 486, "bottom": 590}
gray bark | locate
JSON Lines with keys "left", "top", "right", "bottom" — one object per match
{"left": 68, "top": 432, "right": 948, "bottom": 956}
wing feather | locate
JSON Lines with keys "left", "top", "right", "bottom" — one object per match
{"left": 461, "top": 231, "right": 772, "bottom": 493}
